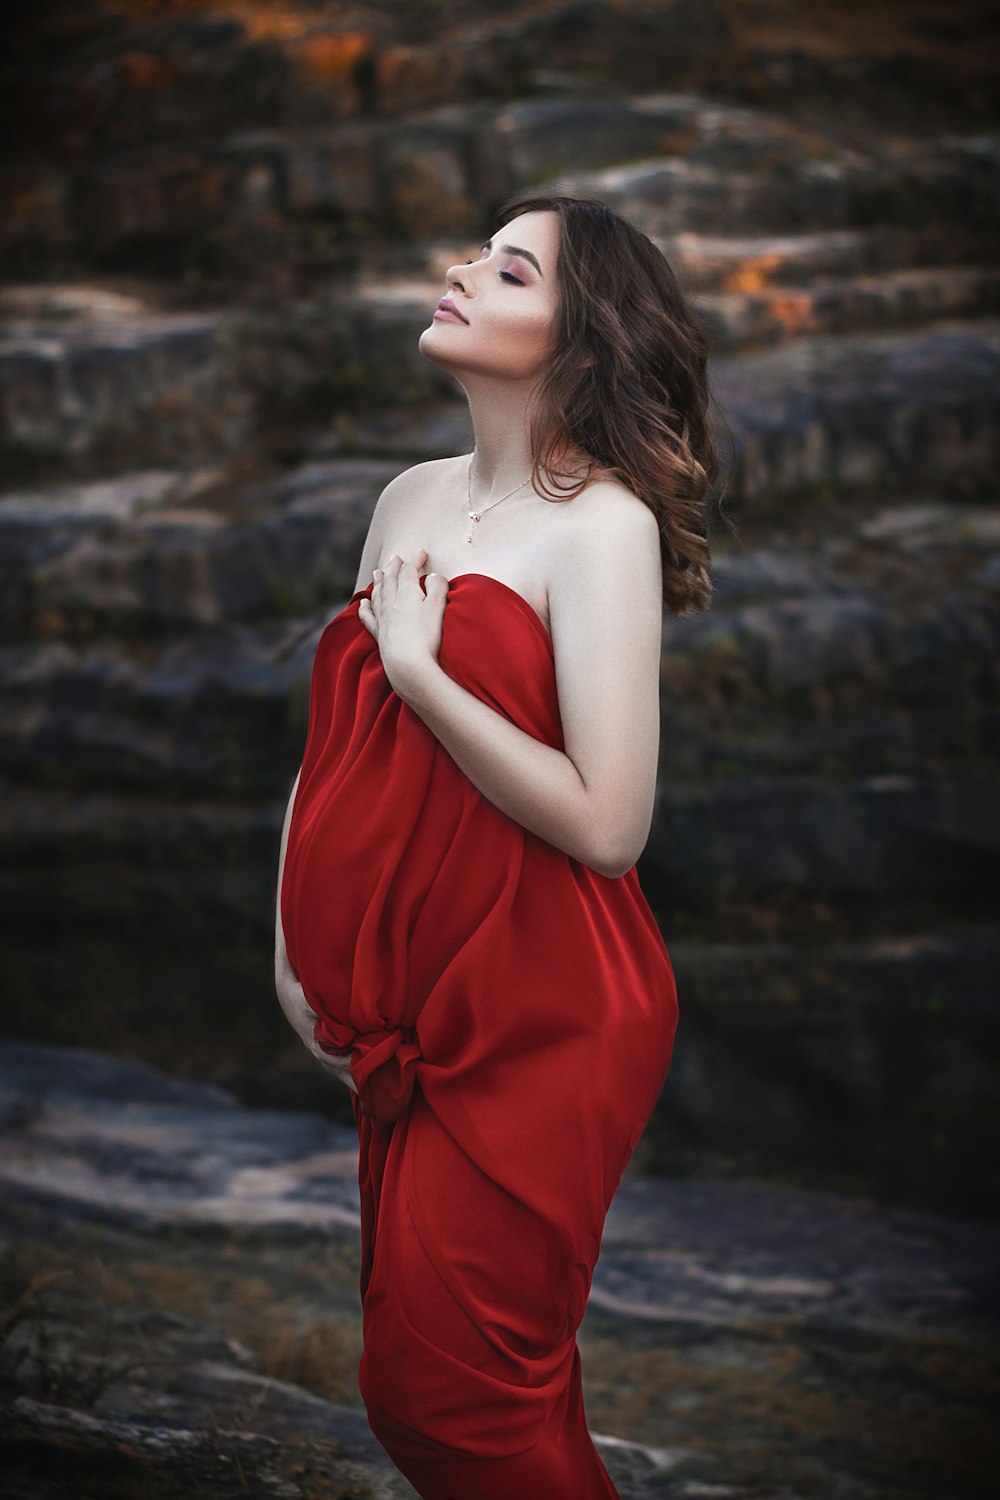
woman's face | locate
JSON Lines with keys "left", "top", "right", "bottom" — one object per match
{"left": 419, "top": 210, "right": 562, "bottom": 383}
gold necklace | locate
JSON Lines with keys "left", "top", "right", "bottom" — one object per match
{"left": 465, "top": 455, "right": 532, "bottom": 544}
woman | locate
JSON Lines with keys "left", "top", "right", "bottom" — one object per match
{"left": 275, "top": 193, "right": 718, "bottom": 1499}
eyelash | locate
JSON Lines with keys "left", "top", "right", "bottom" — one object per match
{"left": 465, "top": 258, "right": 524, "bottom": 286}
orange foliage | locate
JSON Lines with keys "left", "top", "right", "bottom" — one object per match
{"left": 301, "top": 33, "right": 372, "bottom": 83}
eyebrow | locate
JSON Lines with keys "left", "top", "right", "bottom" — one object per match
{"left": 480, "top": 237, "right": 544, "bottom": 277}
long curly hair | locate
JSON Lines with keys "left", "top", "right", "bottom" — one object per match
{"left": 485, "top": 192, "right": 723, "bottom": 616}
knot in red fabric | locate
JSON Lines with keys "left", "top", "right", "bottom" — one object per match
{"left": 314, "top": 1019, "right": 422, "bottom": 1126}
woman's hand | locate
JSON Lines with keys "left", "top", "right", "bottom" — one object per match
{"left": 358, "top": 549, "right": 449, "bottom": 702}
{"left": 276, "top": 968, "right": 359, "bottom": 1096}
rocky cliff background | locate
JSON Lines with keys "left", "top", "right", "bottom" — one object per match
{"left": 1, "top": 3, "right": 998, "bottom": 1496}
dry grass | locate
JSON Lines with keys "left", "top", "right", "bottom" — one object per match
{"left": 580, "top": 1324, "right": 1000, "bottom": 1492}
{"left": 1, "top": 1231, "right": 365, "bottom": 1409}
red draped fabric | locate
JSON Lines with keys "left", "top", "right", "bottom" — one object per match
{"left": 280, "top": 572, "right": 679, "bottom": 1498}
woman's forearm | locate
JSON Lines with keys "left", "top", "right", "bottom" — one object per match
{"left": 274, "top": 766, "right": 301, "bottom": 986}
{"left": 274, "top": 963, "right": 303, "bottom": 1028}
{"left": 397, "top": 662, "right": 617, "bottom": 875}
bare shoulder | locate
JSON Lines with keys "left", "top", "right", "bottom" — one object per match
{"left": 353, "top": 456, "right": 465, "bottom": 591}
{"left": 549, "top": 477, "right": 661, "bottom": 594}
{"left": 376, "top": 455, "right": 462, "bottom": 520}
{"left": 377, "top": 455, "right": 452, "bottom": 503}
{"left": 571, "top": 477, "right": 659, "bottom": 533}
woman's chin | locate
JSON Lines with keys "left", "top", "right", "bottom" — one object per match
{"left": 418, "top": 326, "right": 465, "bottom": 368}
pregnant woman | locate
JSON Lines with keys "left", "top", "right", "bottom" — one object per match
{"left": 275, "top": 193, "right": 719, "bottom": 1499}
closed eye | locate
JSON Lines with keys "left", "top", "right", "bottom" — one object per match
{"left": 465, "top": 259, "right": 524, "bottom": 286}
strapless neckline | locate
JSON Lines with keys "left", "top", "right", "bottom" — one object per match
{"left": 353, "top": 571, "right": 552, "bottom": 653}
{"left": 448, "top": 573, "right": 552, "bottom": 650}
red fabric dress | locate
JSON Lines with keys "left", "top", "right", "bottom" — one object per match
{"left": 280, "top": 572, "right": 679, "bottom": 1499}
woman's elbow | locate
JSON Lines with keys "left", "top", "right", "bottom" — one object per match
{"left": 574, "top": 772, "right": 655, "bottom": 878}
{"left": 597, "top": 851, "right": 640, "bottom": 879}
{"left": 586, "top": 828, "right": 647, "bottom": 880}
{"left": 587, "top": 803, "right": 654, "bottom": 878}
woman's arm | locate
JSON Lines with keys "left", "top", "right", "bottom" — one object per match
{"left": 395, "top": 494, "right": 664, "bottom": 878}
{"left": 274, "top": 765, "right": 301, "bottom": 991}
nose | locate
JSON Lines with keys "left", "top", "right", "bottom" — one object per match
{"left": 445, "top": 256, "right": 474, "bottom": 293}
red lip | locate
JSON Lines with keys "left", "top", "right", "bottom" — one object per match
{"left": 436, "top": 297, "right": 468, "bottom": 323}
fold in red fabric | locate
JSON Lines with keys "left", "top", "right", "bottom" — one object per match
{"left": 280, "top": 572, "right": 679, "bottom": 1497}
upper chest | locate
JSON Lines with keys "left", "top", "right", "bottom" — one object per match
{"left": 375, "top": 463, "right": 563, "bottom": 635}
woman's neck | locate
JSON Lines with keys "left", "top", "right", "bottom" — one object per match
{"left": 464, "top": 396, "right": 534, "bottom": 498}
{"left": 463, "top": 391, "right": 590, "bottom": 499}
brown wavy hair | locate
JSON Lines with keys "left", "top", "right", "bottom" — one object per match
{"left": 483, "top": 192, "right": 723, "bottom": 616}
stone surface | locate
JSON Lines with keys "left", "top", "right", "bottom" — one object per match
{"left": 1, "top": 1042, "right": 997, "bottom": 1499}
{"left": 1, "top": 0, "right": 998, "bottom": 1249}
{"left": 1, "top": 487, "right": 998, "bottom": 1214}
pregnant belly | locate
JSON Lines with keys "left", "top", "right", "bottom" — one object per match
{"left": 280, "top": 752, "right": 521, "bottom": 1123}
